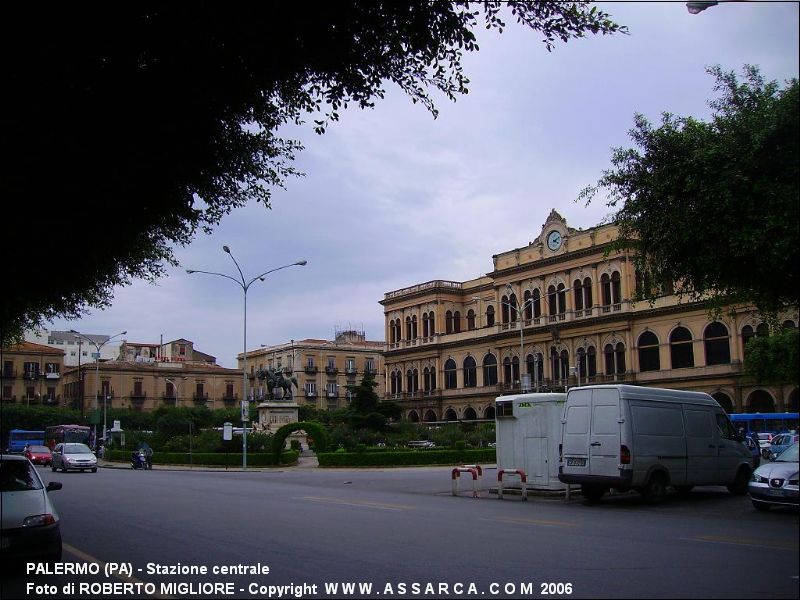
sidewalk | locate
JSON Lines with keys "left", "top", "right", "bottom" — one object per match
{"left": 99, "top": 455, "right": 319, "bottom": 472}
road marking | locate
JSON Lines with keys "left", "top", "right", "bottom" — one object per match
{"left": 681, "top": 535, "right": 799, "bottom": 551}
{"left": 492, "top": 516, "right": 577, "bottom": 528}
{"left": 63, "top": 543, "right": 175, "bottom": 599}
{"left": 299, "top": 496, "right": 414, "bottom": 511}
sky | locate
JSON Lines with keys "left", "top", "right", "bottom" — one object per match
{"left": 47, "top": 2, "right": 799, "bottom": 369}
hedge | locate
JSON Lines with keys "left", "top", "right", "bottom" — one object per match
{"left": 317, "top": 448, "right": 495, "bottom": 467}
{"left": 106, "top": 449, "right": 298, "bottom": 467}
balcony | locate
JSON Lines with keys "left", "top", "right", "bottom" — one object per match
{"left": 222, "top": 393, "right": 238, "bottom": 405}
{"left": 23, "top": 371, "right": 40, "bottom": 380}
{"left": 326, "top": 391, "right": 338, "bottom": 398}
{"left": 325, "top": 366, "right": 338, "bottom": 375}
{"left": 305, "top": 390, "right": 317, "bottom": 398}
{"left": 162, "top": 393, "right": 177, "bottom": 406}
{"left": 304, "top": 366, "right": 318, "bottom": 375}
{"left": 130, "top": 390, "right": 147, "bottom": 404}
{"left": 193, "top": 392, "right": 209, "bottom": 405}
{"left": 45, "top": 372, "right": 61, "bottom": 380}
{"left": 1, "top": 395, "right": 16, "bottom": 403}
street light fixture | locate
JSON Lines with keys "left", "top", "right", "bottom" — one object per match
{"left": 163, "top": 376, "right": 187, "bottom": 407}
{"left": 504, "top": 284, "right": 537, "bottom": 392}
{"left": 69, "top": 329, "right": 127, "bottom": 447}
{"left": 186, "top": 247, "right": 307, "bottom": 469}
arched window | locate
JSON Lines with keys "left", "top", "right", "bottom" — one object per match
{"left": 638, "top": 331, "right": 660, "bottom": 372}
{"left": 557, "top": 283, "right": 566, "bottom": 314}
{"left": 444, "top": 408, "right": 458, "bottom": 422}
{"left": 583, "top": 277, "right": 593, "bottom": 309}
{"left": 509, "top": 294, "right": 518, "bottom": 322}
{"left": 411, "top": 315, "right": 417, "bottom": 339}
{"left": 405, "top": 369, "right": 418, "bottom": 394}
{"left": 741, "top": 325, "right": 755, "bottom": 359}
{"left": 670, "top": 326, "right": 694, "bottom": 369}
{"left": 389, "top": 320, "right": 396, "bottom": 344}
{"left": 601, "top": 274, "right": 611, "bottom": 306}
{"left": 428, "top": 311, "right": 436, "bottom": 335}
{"left": 548, "top": 285, "right": 557, "bottom": 315}
{"left": 405, "top": 317, "right": 412, "bottom": 341}
{"left": 467, "top": 309, "right": 476, "bottom": 330}
{"left": 463, "top": 356, "right": 477, "bottom": 387}
{"left": 748, "top": 390, "right": 775, "bottom": 413}
{"left": 712, "top": 392, "right": 734, "bottom": 414}
{"left": 486, "top": 305, "right": 495, "bottom": 327}
{"left": 611, "top": 271, "right": 621, "bottom": 304}
{"left": 453, "top": 311, "right": 462, "bottom": 333}
{"left": 503, "top": 357, "right": 512, "bottom": 384}
{"left": 783, "top": 320, "right": 796, "bottom": 329}
{"left": 484, "top": 406, "right": 496, "bottom": 420}
{"left": 463, "top": 407, "right": 477, "bottom": 421}
{"left": 483, "top": 354, "right": 498, "bottom": 386}
{"left": 422, "top": 313, "right": 429, "bottom": 338}
{"left": 551, "top": 347, "right": 569, "bottom": 383}
{"left": 423, "top": 410, "right": 437, "bottom": 423}
{"left": 445, "top": 311, "right": 454, "bottom": 334}
{"left": 533, "top": 289, "right": 542, "bottom": 318}
{"left": 604, "top": 343, "right": 626, "bottom": 375}
{"left": 390, "top": 371, "right": 402, "bottom": 395}
{"left": 408, "top": 410, "right": 420, "bottom": 423}
{"left": 704, "top": 322, "right": 730, "bottom": 365}
{"left": 444, "top": 359, "right": 457, "bottom": 389}
{"left": 573, "top": 280, "right": 584, "bottom": 311}
{"left": 423, "top": 367, "right": 432, "bottom": 392}
{"left": 501, "top": 295, "right": 510, "bottom": 324}
{"left": 524, "top": 290, "right": 533, "bottom": 320}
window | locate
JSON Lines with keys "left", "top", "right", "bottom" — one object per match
{"left": 637, "top": 331, "right": 660, "bottom": 372}
{"left": 179, "top": 344, "right": 186, "bottom": 356}
{"left": 557, "top": 283, "right": 566, "bottom": 314}
{"left": 305, "top": 382, "right": 317, "bottom": 395}
{"left": 422, "top": 313, "right": 430, "bottom": 337}
{"left": 346, "top": 358, "right": 356, "bottom": 372}
{"left": 547, "top": 286, "right": 557, "bottom": 315}
{"left": 463, "top": 356, "right": 477, "bottom": 387}
{"left": 225, "top": 384, "right": 234, "bottom": 399}
{"left": 411, "top": 315, "right": 418, "bottom": 338}
{"left": 577, "top": 346, "right": 597, "bottom": 379}
{"left": 508, "top": 295, "right": 518, "bottom": 323}
{"left": 327, "top": 357, "right": 336, "bottom": 370}
{"left": 467, "top": 310, "right": 476, "bottom": 330}
{"left": 390, "top": 371, "right": 401, "bottom": 395}
{"left": 445, "top": 311, "right": 454, "bottom": 334}
{"left": 365, "top": 358, "right": 374, "bottom": 373}
{"left": 196, "top": 383, "right": 204, "bottom": 397}
{"left": 2, "top": 385, "right": 11, "bottom": 398}
{"left": 604, "top": 343, "right": 626, "bottom": 375}
{"left": 573, "top": 280, "right": 583, "bottom": 311}
{"left": 503, "top": 357, "right": 519, "bottom": 384}
{"left": 444, "top": 359, "right": 457, "bottom": 389}
{"left": 483, "top": 354, "right": 498, "bottom": 386}
{"left": 533, "top": 289, "right": 541, "bottom": 318}
{"left": 326, "top": 382, "right": 337, "bottom": 397}
{"left": 550, "top": 347, "right": 569, "bottom": 382}
{"left": 423, "top": 366, "right": 436, "bottom": 391}
{"left": 306, "top": 356, "right": 315, "bottom": 369}
{"left": 453, "top": 311, "right": 462, "bottom": 333}
{"left": 704, "top": 322, "right": 731, "bottom": 365}
{"left": 524, "top": 290, "right": 533, "bottom": 320}
{"left": 406, "top": 317, "right": 412, "bottom": 340}
{"left": 133, "top": 381, "right": 143, "bottom": 396}
{"left": 406, "top": 369, "right": 418, "bottom": 394}
{"left": 670, "top": 326, "right": 694, "bottom": 369}
{"left": 501, "top": 296, "right": 510, "bottom": 324}
{"left": 486, "top": 305, "right": 495, "bottom": 327}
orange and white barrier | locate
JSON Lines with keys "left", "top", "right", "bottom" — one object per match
{"left": 451, "top": 467, "right": 480, "bottom": 498}
{"left": 497, "top": 469, "right": 528, "bottom": 501}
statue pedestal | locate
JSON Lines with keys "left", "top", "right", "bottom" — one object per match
{"left": 257, "top": 400, "right": 299, "bottom": 434}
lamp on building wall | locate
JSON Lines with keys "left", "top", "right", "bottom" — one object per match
{"left": 69, "top": 329, "right": 127, "bottom": 448}
{"left": 186, "top": 247, "right": 307, "bottom": 469}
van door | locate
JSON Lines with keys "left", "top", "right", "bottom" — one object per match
{"left": 684, "top": 407, "right": 717, "bottom": 485}
{"left": 561, "top": 389, "right": 592, "bottom": 476}
{"left": 715, "top": 412, "right": 746, "bottom": 483}
{"left": 589, "top": 388, "right": 621, "bottom": 477}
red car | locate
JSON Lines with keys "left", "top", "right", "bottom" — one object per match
{"left": 23, "top": 445, "right": 53, "bottom": 466}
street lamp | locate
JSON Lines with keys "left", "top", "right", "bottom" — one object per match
{"left": 503, "top": 284, "right": 537, "bottom": 393}
{"left": 164, "top": 376, "right": 186, "bottom": 407}
{"left": 686, "top": 1, "right": 747, "bottom": 14}
{"left": 186, "top": 246, "right": 307, "bottom": 469}
{"left": 69, "top": 329, "right": 127, "bottom": 448}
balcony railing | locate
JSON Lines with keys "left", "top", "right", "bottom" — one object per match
{"left": 305, "top": 390, "right": 317, "bottom": 398}
{"left": 304, "top": 366, "right": 318, "bottom": 375}
{"left": 193, "top": 392, "right": 209, "bottom": 403}
{"left": 222, "top": 394, "right": 238, "bottom": 403}
{"left": 162, "top": 394, "right": 177, "bottom": 406}
{"left": 325, "top": 366, "right": 338, "bottom": 375}
{"left": 23, "top": 371, "right": 40, "bottom": 380}
{"left": 45, "top": 372, "right": 61, "bottom": 379}
{"left": 1, "top": 395, "right": 17, "bottom": 403}
{"left": 130, "top": 390, "right": 147, "bottom": 402}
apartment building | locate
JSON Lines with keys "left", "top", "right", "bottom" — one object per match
{"left": 1, "top": 341, "right": 65, "bottom": 405}
{"left": 380, "top": 210, "right": 798, "bottom": 423}
{"left": 243, "top": 329, "right": 385, "bottom": 410}
{"left": 24, "top": 329, "right": 114, "bottom": 367}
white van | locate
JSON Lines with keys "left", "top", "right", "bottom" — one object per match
{"left": 558, "top": 385, "right": 752, "bottom": 503}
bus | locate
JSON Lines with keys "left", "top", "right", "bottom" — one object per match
{"left": 5, "top": 429, "right": 45, "bottom": 453}
{"left": 729, "top": 412, "right": 799, "bottom": 436}
{"left": 44, "top": 424, "right": 91, "bottom": 450}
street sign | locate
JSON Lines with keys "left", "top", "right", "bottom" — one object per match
{"left": 241, "top": 400, "right": 250, "bottom": 422}
{"left": 91, "top": 352, "right": 101, "bottom": 359}
{"left": 223, "top": 422, "right": 232, "bottom": 441}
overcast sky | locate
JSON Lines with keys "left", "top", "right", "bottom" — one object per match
{"left": 48, "top": 2, "right": 799, "bottom": 369}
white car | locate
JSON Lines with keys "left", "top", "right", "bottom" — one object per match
{"left": 51, "top": 443, "right": 98, "bottom": 473}
{"left": 748, "top": 442, "right": 799, "bottom": 511}
{"left": 1, "top": 454, "right": 63, "bottom": 561}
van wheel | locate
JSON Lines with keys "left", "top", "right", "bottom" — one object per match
{"left": 727, "top": 467, "right": 750, "bottom": 495}
{"left": 641, "top": 473, "right": 667, "bottom": 504}
{"left": 582, "top": 485, "right": 606, "bottom": 503}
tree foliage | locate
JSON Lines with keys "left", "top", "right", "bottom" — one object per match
{"left": 580, "top": 65, "right": 799, "bottom": 316}
{"left": 743, "top": 328, "right": 799, "bottom": 385}
{"left": 2, "top": 3, "right": 625, "bottom": 346}
{"left": 346, "top": 372, "right": 402, "bottom": 431}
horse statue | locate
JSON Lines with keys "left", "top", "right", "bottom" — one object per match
{"left": 256, "top": 367, "right": 298, "bottom": 401}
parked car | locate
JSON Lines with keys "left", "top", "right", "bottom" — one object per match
{"left": 748, "top": 442, "right": 799, "bottom": 511}
{"left": 767, "top": 433, "right": 800, "bottom": 460}
{"left": 407, "top": 440, "right": 436, "bottom": 448}
{"left": 0, "top": 454, "right": 63, "bottom": 561}
{"left": 51, "top": 443, "right": 97, "bottom": 473}
{"left": 23, "top": 445, "right": 53, "bottom": 467}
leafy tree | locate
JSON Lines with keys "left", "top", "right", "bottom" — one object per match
{"left": 2, "top": 3, "right": 625, "bottom": 346}
{"left": 580, "top": 65, "right": 799, "bottom": 317}
{"left": 744, "top": 327, "right": 799, "bottom": 385}
{"left": 345, "top": 372, "right": 402, "bottom": 432}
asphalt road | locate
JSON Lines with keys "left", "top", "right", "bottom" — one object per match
{"left": 2, "top": 464, "right": 798, "bottom": 599}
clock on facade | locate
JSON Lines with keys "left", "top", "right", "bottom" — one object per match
{"left": 546, "top": 230, "right": 563, "bottom": 251}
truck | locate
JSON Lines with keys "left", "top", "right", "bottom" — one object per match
{"left": 558, "top": 384, "right": 752, "bottom": 504}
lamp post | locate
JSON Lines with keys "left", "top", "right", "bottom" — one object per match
{"left": 187, "top": 247, "right": 307, "bottom": 469}
{"left": 164, "top": 376, "right": 186, "bottom": 407}
{"left": 686, "top": 1, "right": 747, "bottom": 14}
{"left": 70, "top": 329, "right": 127, "bottom": 448}
{"left": 503, "top": 284, "right": 537, "bottom": 392}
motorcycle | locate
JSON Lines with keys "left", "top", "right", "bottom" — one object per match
{"left": 131, "top": 451, "right": 148, "bottom": 470}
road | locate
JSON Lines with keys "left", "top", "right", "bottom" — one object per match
{"left": 2, "top": 464, "right": 798, "bottom": 599}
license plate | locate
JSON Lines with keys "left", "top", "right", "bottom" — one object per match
{"left": 767, "top": 488, "right": 786, "bottom": 496}
{"left": 566, "top": 457, "right": 587, "bottom": 467}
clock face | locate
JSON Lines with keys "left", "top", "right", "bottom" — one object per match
{"left": 547, "top": 230, "right": 562, "bottom": 251}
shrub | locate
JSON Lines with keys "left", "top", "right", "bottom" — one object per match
{"left": 317, "top": 448, "right": 495, "bottom": 467}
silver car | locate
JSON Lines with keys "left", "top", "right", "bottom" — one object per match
{"left": 1, "top": 454, "right": 63, "bottom": 561}
{"left": 748, "top": 442, "right": 799, "bottom": 511}
{"left": 51, "top": 443, "right": 98, "bottom": 473}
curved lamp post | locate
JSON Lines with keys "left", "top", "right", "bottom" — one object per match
{"left": 502, "top": 284, "right": 538, "bottom": 392}
{"left": 187, "top": 246, "right": 307, "bottom": 469}
{"left": 69, "top": 329, "right": 127, "bottom": 447}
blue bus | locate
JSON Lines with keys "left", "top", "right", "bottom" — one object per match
{"left": 5, "top": 429, "right": 46, "bottom": 453}
{"left": 729, "top": 413, "right": 799, "bottom": 436}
